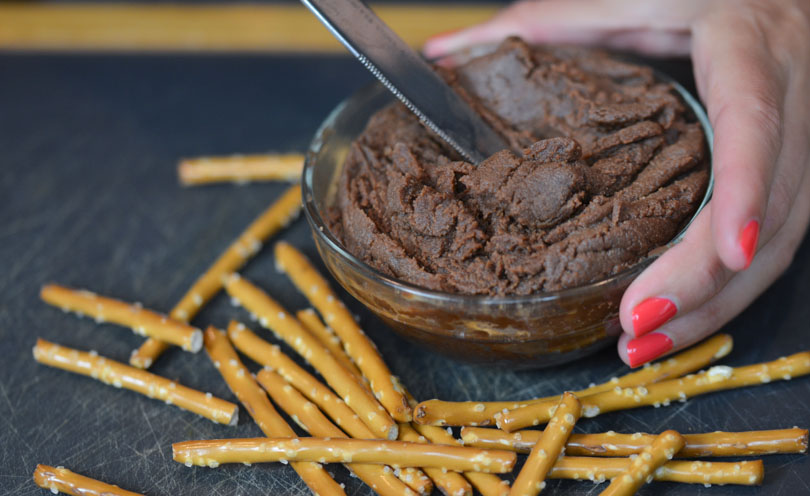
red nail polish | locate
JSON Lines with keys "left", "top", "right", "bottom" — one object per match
{"left": 627, "top": 333, "right": 673, "bottom": 368}
{"left": 631, "top": 297, "right": 677, "bottom": 337}
{"left": 740, "top": 220, "right": 759, "bottom": 269}
{"left": 429, "top": 27, "right": 463, "bottom": 41}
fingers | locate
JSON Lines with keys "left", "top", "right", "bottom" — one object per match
{"left": 691, "top": 13, "right": 787, "bottom": 271}
{"left": 619, "top": 160, "right": 810, "bottom": 367}
{"left": 423, "top": 0, "right": 696, "bottom": 59}
{"left": 619, "top": 203, "right": 731, "bottom": 342}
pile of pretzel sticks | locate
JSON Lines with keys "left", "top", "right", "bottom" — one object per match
{"left": 32, "top": 154, "right": 809, "bottom": 496}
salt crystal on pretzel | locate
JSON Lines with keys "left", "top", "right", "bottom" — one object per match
{"left": 33, "top": 464, "right": 143, "bottom": 496}
{"left": 597, "top": 430, "right": 685, "bottom": 496}
{"left": 413, "top": 334, "right": 732, "bottom": 427}
{"left": 548, "top": 457, "right": 763, "bottom": 486}
{"left": 411, "top": 423, "right": 507, "bottom": 496}
{"left": 130, "top": 184, "right": 301, "bottom": 369}
{"left": 296, "top": 308, "right": 363, "bottom": 379}
{"left": 497, "top": 351, "right": 810, "bottom": 431}
{"left": 178, "top": 153, "right": 303, "bottom": 186}
{"left": 274, "top": 241, "right": 412, "bottom": 422}
{"left": 172, "top": 437, "right": 517, "bottom": 473}
{"left": 224, "top": 275, "right": 398, "bottom": 439}
{"left": 257, "top": 367, "right": 421, "bottom": 496}
{"left": 40, "top": 284, "right": 202, "bottom": 352}
{"left": 202, "top": 326, "right": 346, "bottom": 495}
{"left": 460, "top": 426, "right": 809, "bottom": 458}
{"left": 510, "top": 392, "right": 581, "bottom": 496}
{"left": 33, "top": 338, "right": 237, "bottom": 425}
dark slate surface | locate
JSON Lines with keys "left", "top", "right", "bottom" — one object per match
{"left": 1, "top": 53, "right": 808, "bottom": 496}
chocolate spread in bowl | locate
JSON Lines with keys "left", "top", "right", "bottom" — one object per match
{"left": 329, "top": 38, "right": 708, "bottom": 297}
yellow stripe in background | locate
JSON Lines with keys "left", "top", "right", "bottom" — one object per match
{"left": 0, "top": 3, "right": 500, "bottom": 53}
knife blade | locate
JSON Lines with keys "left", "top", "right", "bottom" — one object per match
{"left": 300, "top": 0, "right": 508, "bottom": 164}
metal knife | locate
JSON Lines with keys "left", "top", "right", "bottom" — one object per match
{"left": 300, "top": 0, "right": 508, "bottom": 164}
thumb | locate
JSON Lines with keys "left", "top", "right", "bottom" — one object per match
{"left": 424, "top": 0, "right": 695, "bottom": 59}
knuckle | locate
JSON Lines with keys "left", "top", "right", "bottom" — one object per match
{"left": 764, "top": 176, "right": 793, "bottom": 232}
{"left": 698, "top": 257, "right": 731, "bottom": 298}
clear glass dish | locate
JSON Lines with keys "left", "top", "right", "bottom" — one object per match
{"left": 302, "top": 76, "right": 713, "bottom": 369}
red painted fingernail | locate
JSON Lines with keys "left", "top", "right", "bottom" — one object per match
{"left": 740, "top": 220, "right": 759, "bottom": 269}
{"left": 429, "top": 27, "right": 463, "bottom": 41}
{"left": 627, "top": 333, "right": 673, "bottom": 368}
{"left": 631, "top": 297, "right": 677, "bottom": 337}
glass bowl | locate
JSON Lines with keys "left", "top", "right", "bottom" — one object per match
{"left": 302, "top": 78, "right": 712, "bottom": 369}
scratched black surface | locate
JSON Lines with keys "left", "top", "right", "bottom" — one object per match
{"left": 1, "top": 53, "right": 809, "bottom": 495}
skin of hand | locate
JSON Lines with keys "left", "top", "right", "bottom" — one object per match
{"left": 424, "top": 0, "right": 810, "bottom": 366}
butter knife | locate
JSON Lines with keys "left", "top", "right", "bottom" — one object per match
{"left": 300, "top": 0, "right": 508, "bottom": 164}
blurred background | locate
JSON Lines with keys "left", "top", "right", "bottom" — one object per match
{"left": 0, "top": 1, "right": 508, "bottom": 54}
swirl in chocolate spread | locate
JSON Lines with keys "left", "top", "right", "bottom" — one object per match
{"left": 329, "top": 38, "right": 708, "bottom": 296}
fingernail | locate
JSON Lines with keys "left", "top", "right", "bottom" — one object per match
{"left": 631, "top": 297, "right": 677, "bottom": 337}
{"left": 739, "top": 220, "right": 759, "bottom": 269}
{"left": 626, "top": 333, "right": 673, "bottom": 368}
{"left": 429, "top": 27, "right": 463, "bottom": 41}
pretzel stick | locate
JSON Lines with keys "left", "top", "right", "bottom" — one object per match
{"left": 510, "top": 392, "right": 581, "bottom": 496}
{"left": 548, "top": 457, "right": 763, "bottom": 486}
{"left": 228, "top": 321, "right": 373, "bottom": 438}
{"left": 295, "top": 311, "right": 455, "bottom": 495}
{"left": 172, "top": 437, "right": 517, "bottom": 473}
{"left": 33, "top": 464, "right": 142, "bottom": 496}
{"left": 461, "top": 426, "right": 809, "bottom": 457}
{"left": 598, "top": 430, "right": 685, "bottom": 496}
{"left": 411, "top": 423, "right": 507, "bottom": 496}
{"left": 40, "top": 284, "right": 202, "bottom": 352}
{"left": 130, "top": 184, "right": 301, "bottom": 368}
{"left": 498, "top": 351, "right": 810, "bottom": 431}
{"left": 399, "top": 423, "right": 472, "bottom": 496}
{"left": 274, "top": 241, "right": 412, "bottom": 422}
{"left": 296, "top": 308, "right": 363, "bottom": 379}
{"left": 224, "top": 275, "right": 398, "bottom": 439}
{"left": 33, "top": 338, "right": 237, "bottom": 425}
{"left": 202, "top": 326, "right": 345, "bottom": 495}
{"left": 414, "top": 334, "right": 733, "bottom": 427}
{"left": 256, "top": 368, "right": 419, "bottom": 496}
{"left": 230, "top": 323, "right": 430, "bottom": 495}
{"left": 178, "top": 153, "right": 303, "bottom": 186}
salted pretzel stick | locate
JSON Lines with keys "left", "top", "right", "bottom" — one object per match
{"left": 40, "top": 284, "right": 202, "bottom": 352}
{"left": 399, "top": 423, "right": 471, "bottom": 496}
{"left": 178, "top": 153, "right": 303, "bottom": 185}
{"left": 33, "top": 464, "right": 142, "bottom": 496}
{"left": 228, "top": 321, "right": 373, "bottom": 437}
{"left": 130, "top": 184, "right": 301, "bottom": 368}
{"left": 411, "top": 423, "right": 507, "bottom": 496}
{"left": 33, "top": 339, "right": 237, "bottom": 425}
{"left": 510, "top": 392, "right": 581, "bottom": 496}
{"left": 275, "top": 241, "right": 412, "bottom": 422}
{"left": 461, "top": 426, "right": 809, "bottom": 457}
{"left": 257, "top": 368, "right": 418, "bottom": 496}
{"left": 598, "top": 430, "right": 685, "bottom": 496}
{"left": 298, "top": 313, "right": 468, "bottom": 496}
{"left": 173, "top": 437, "right": 517, "bottom": 473}
{"left": 229, "top": 323, "right": 430, "bottom": 495}
{"left": 548, "top": 457, "right": 763, "bottom": 486}
{"left": 225, "top": 275, "right": 398, "bottom": 439}
{"left": 414, "top": 334, "right": 733, "bottom": 427}
{"left": 296, "top": 308, "right": 363, "bottom": 379}
{"left": 202, "top": 327, "right": 345, "bottom": 495}
{"left": 498, "top": 351, "right": 810, "bottom": 431}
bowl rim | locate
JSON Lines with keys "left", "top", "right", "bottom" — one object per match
{"left": 302, "top": 70, "right": 714, "bottom": 306}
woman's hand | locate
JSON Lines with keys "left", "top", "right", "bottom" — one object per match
{"left": 425, "top": 0, "right": 810, "bottom": 366}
